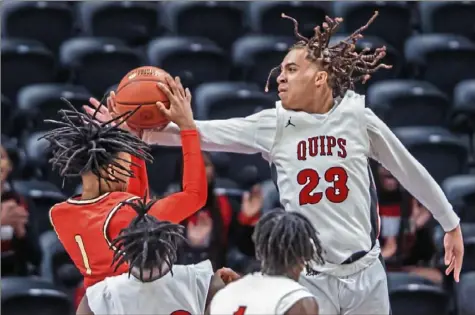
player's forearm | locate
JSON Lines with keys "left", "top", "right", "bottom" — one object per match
{"left": 126, "top": 155, "right": 149, "bottom": 197}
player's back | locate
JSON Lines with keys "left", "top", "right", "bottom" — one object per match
{"left": 86, "top": 260, "right": 214, "bottom": 315}
{"left": 49, "top": 192, "right": 138, "bottom": 287}
{"left": 210, "top": 273, "right": 314, "bottom": 315}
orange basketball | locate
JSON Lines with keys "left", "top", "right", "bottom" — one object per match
{"left": 115, "top": 66, "right": 171, "bottom": 130}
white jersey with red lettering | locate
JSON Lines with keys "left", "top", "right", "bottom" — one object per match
{"left": 86, "top": 260, "right": 213, "bottom": 315}
{"left": 143, "top": 90, "right": 459, "bottom": 277}
{"left": 209, "top": 273, "right": 315, "bottom": 315}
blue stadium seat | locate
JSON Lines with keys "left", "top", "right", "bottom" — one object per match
{"left": 330, "top": 35, "right": 402, "bottom": 91}
{"left": 442, "top": 174, "right": 475, "bottom": 223}
{"left": 78, "top": 1, "right": 161, "bottom": 46}
{"left": 393, "top": 127, "right": 469, "bottom": 184}
{"left": 405, "top": 34, "right": 475, "bottom": 96}
{"left": 419, "top": 1, "right": 475, "bottom": 41}
{"left": 451, "top": 80, "right": 475, "bottom": 137}
{"left": 147, "top": 146, "right": 183, "bottom": 196}
{"left": 147, "top": 37, "right": 229, "bottom": 90}
{"left": 1, "top": 39, "right": 56, "bottom": 101}
{"left": 162, "top": 1, "right": 245, "bottom": 49}
{"left": 247, "top": 1, "right": 330, "bottom": 38}
{"left": 17, "top": 84, "right": 90, "bottom": 133}
{"left": 60, "top": 37, "right": 143, "bottom": 98}
{"left": 390, "top": 284, "right": 449, "bottom": 315}
{"left": 232, "top": 35, "right": 294, "bottom": 92}
{"left": 1, "top": 1, "right": 75, "bottom": 52}
{"left": 367, "top": 80, "right": 450, "bottom": 127}
{"left": 333, "top": 1, "right": 412, "bottom": 51}
{"left": 11, "top": 180, "right": 66, "bottom": 236}
{"left": 456, "top": 272, "right": 475, "bottom": 315}
{"left": 194, "top": 82, "right": 275, "bottom": 120}
{"left": 1, "top": 277, "right": 72, "bottom": 315}
{"left": 387, "top": 272, "right": 438, "bottom": 291}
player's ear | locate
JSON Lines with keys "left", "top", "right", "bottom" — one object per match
{"left": 106, "top": 165, "right": 117, "bottom": 181}
{"left": 314, "top": 71, "right": 328, "bottom": 87}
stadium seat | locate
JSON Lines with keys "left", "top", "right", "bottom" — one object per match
{"left": 330, "top": 35, "right": 402, "bottom": 90}
{"left": 163, "top": 1, "right": 245, "bottom": 49}
{"left": 17, "top": 84, "right": 91, "bottom": 133}
{"left": 433, "top": 223, "right": 475, "bottom": 273}
{"left": 393, "top": 127, "right": 469, "bottom": 184}
{"left": 78, "top": 1, "right": 161, "bottom": 46}
{"left": 247, "top": 1, "right": 330, "bottom": 38}
{"left": 456, "top": 272, "right": 475, "bottom": 315}
{"left": 367, "top": 80, "right": 450, "bottom": 127}
{"left": 1, "top": 39, "right": 56, "bottom": 101}
{"left": 451, "top": 80, "right": 475, "bottom": 139}
{"left": 147, "top": 37, "right": 229, "bottom": 90}
{"left": 11, "top": 180, "right": 66, "bottom": 236}
{"left": 389, "top": 284, "right": 449, "bottom": 315}
{"left": 1, "top": 136, "right": 27, "bottom": 180}
{"left": 194, "top": 82, "right": 275, "bottom": 120}
{"left": 1, "top": 95, "right": 15, "bottom": 136}
{"left": 60, "top": 37, "right": 143, "bottom": 97}
{"left": 419, "top": 1, "right": 475, "bottom": 41}
{"left": 147, "top": 146, "right": 183, "bottom": 196}
{"left": 442, "top": 174, "right": 475, "bottom": 223}
{"left": 1, "top": 1, "right": 75, "bottom": 52}
{"left": 1, "top": 277, "right": 72, "bottom": 315}
{"left": 260, "top": 179, "right": 281, "bottom": 211}
{"left": 332, "top": 1, "right": 412, "bottom": 51}
{"left": 387, "top": 272, "right": 439, "bottom": 291}
{"left": 405, "top": 34, "right": 475, "bottom": 96}
{"left": 232, "top": 35, "right": 295, "bottom": 91}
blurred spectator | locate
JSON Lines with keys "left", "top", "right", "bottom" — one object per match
{"left": 374, "top": 163, "right": 442, "bottom": 284}
{"left": 168, "top": 152, "right": 262, "bottom": 271}
{"left": 1, "top": 142, "right": 41, "bottom": 276}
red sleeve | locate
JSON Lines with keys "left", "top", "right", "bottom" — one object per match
{"left": 147, "top": 130, "right": 207, "bottom": 223}
{"left": 127, "top": 155, "right": 149, "bottom": 198}
{"left": 106, "top": 206, "right": 137, "bottom": 242}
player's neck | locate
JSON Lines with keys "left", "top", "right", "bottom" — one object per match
{"left": 80, "top": 175, "right": 114, "bottom": 200}
{"left": 307, "top": 88, "right": 334, "bottom": 114}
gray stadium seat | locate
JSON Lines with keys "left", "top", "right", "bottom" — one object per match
{"left": 390, "top": 284, "right": 449, "bottom": 315}
{"left": 147, "top": 36, "right": 229, "bottom": 90}
{"left": 387, "top": 272, "right": 438, "bottom": 291}
{"left": 451, "top": 80, "right": 475, "bottom": 138}
{"left": 1, "top": 39, "right": 56, "bottom": 101}
{"left": 232, "top": 35, "right": 294, "bottom": 92}
{"left": 367, "top": 80, "right": 450, "bottom": 127}
{"left": 1, "top": 95, "right": 15, "bottom": 136}
{"left": 147, "top": 146, "right": 183, "bottom": 196}
{"left": 194, "top": 82, "right": 275, "bottom": 120}
{"left": 1, "top": 277, "right": 72, "bottom": 315}
{"left": 60, "top": 37, "right": 143, "bottom": 97}
{"left": 1, "top": 136, "right": 27, "bottom": 180}
{"left": 1, "top": 1, "right": 75, "bottom": 52}
{"left": 418, "top": 1, "right": 475, "bottom": 41}
{"left": 17, "top": 84, "right": 91, "bottom": 133}
{"left": 393, "top": 127, "right": 469, "bottom": 184}
{"left": 456, "top": 272, "right": 475, "bottom": 315}
{"left": 333, "top": 1, "right": 412, "bottom": 51}
{"left": 247, "top": 1, "right": 330, "bottom": 38}
{"left": 442, "top": 174, "right": 475, "bottom": 223}
{"left": 405, "top": 34, "right": 475, "bottom": 96}
{"left": 78, "top": 1, "right": 161, "bottom": 46}
{"left": 162, "top": 1, "right": 245, "bottom": 49}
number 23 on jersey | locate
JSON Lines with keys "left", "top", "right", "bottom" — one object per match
{"left": 297, "top": 167, "right": 349, "bottom": 205}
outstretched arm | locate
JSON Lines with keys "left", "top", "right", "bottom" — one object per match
{"left": 126, "top": 155, "right": 149, "bottom": 198}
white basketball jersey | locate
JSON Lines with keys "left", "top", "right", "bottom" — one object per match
{"left": 86, "top": 260, "right": 213, "bottom": 315}
{"left": 210, "top": 273, "right": 314, "bottom": 315}
{"left": 270, "top": 91, "right": 379, "bottom": 270}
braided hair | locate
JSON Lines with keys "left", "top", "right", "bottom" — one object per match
{"left": 110, "top": 195, "right": 186, "bottom": 281}
{"left": 40, "top": 98, "right": 153, "bottom": 186}
{"left": 266, "top": 11, "right": 392, "bottom": 98}
{"left": 253, "top": 209, "right": 324, "bottom": 276}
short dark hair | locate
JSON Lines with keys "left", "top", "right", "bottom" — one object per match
{"left": 40, "top": 98, "right": 153, "bottom": 185}
{"left": 110, "top": 196, "right": 186, "bottom": 281}
{"left": 253, "top": 209, "right": 324, "bottom": 276}
{"left": 266, "top": 11, "right": 392, "bottom": 98}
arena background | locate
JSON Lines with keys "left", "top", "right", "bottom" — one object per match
{"left": 1, "top": 1, "right": 474, "bottom": 314}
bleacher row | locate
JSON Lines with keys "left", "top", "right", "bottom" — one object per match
{"left": 1, "top": 1, "right": 475, "bottom": 315}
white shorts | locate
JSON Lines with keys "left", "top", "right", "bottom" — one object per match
{"left": 299, "top": 257, "right": 391, "bottom": 315}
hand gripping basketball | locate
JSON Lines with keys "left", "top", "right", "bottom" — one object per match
{"left": 155, "top": 76, "right": 195, "bottom": 130}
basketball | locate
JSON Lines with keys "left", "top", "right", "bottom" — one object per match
{"left": 115, "top": 66, "right": 171, "bottom": 130}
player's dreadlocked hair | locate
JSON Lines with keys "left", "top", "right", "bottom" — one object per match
{"left": 265, "top": 11, "right": 392, "bottom": 98}
{"left": 40, "top": 97, "right": 153, "bottom": 185}
{"left": 110, "top": 195, "right": 186, "bottom": 282}
{"left": 253, "top": 209, "right": 324, "bottom": 276}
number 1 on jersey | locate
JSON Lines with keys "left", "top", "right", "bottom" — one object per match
{"left": 74, "top": 234, "right": 92, "bottom": 275}
{"left": 233, "top": 306, "right": 247, "bottom": 315}
{"left": 297, "top": 167, "right": 349, "bottom": 205}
